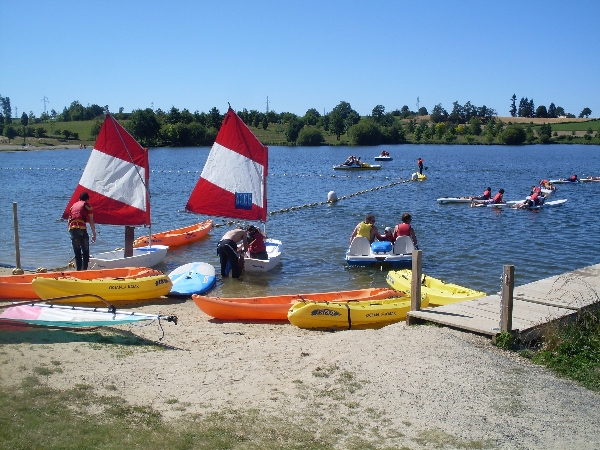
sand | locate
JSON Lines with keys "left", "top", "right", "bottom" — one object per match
{"left": 0, "top": 264, "right": 599, "bottom": 448}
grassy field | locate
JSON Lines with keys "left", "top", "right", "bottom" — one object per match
{"left": 3, "top": 117, "right": 599, "bottom": 148}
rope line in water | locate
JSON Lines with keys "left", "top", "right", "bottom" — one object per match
{"left": 2, "top": 167, "right": 417, "bottom": 178}
{"left": 211, "top": 178, "right": 416, "bottom": 228}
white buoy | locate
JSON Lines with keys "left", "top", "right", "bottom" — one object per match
{"left": 327, "top": 191, "right": 338, "bottom": 202}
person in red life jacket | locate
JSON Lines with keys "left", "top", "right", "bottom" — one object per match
{"left": 471, "top": 187, "right": 492, "bottom": 200}
{"left": 516, "top": 190, "right": 544, "bottom": 208}
{"left": 246, "top": 225, "right": 268, "bottom": 260}
{"left": 569, "top": 174, "right": 578, "bottom": 182}
{"left": 417, "top": 158, "right": 424, "bottom": 175}
{"left": 491, "top": 188, "right": 505, "bottom": 203}
{"left": 530, "top": 185, "right": 542, "bottom": 196}
{"left": 350, "top": 213, "right": 385, "bottom": 244}
{"left": 217, "top": 225, "right": 248, "bottom": 278}
{"left": 473, "top": 188, "right": 505, "bottom": 206}
{"left": 67, "top": 191, "right": 96, "bottom": 270}
{"left": 393, "top": 213, "right": 418, "bottom": 249}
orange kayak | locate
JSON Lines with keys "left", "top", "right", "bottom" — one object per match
{"left": 0, "top": 267, "right": 164, "bottom": 300}
{"left": 133, "top": 219, "right": 213, "bottom": 248}
{"left": 192, "top": 288, "right": 402, "bottom": 321}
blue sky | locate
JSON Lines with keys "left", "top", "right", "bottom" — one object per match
{"left": 2, "top": 0, "right": 599, "bottom": 118}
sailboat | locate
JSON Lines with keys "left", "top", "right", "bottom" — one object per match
{"left": 62, "top": 114, "right": 168, "bottom": 269}
{"left": 185, "top": 108, "right": 282, "bottom": 272}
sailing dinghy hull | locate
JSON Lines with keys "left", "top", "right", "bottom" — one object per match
{"left": 89, "top": 245, "right": 169, "bottom": 269}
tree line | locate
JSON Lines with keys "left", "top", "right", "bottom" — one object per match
{"left": 0, "top": 94, "right": 595, "bottom": 146}
{"left": 509, "top": 94, "right": 592, "bottom": 119}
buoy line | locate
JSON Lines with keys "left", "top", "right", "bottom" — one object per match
{"left": 209, "top": 178, "right": 414, "bottom": 227}
{"left": 2, "top": 167, "right": 406, "bottom": 180}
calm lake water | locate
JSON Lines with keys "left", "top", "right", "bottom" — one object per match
{"left": 1, "top": 144, "right": 599, "bottom": 298}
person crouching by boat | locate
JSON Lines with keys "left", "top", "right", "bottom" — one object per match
{"left": 471, "top": 187, "right": 492, "bottom": 201}
{"left": 393, "top": 213, "right": 418, "bottom": 249}
{"left": 67, "top": 191, "right": 96, "bottom": 270}
{"left": 217, "top": 225, "right": 248, "bottom": 278}
{"left": 350, "top": 213, "right": 385, "bottom": 244}
{"left": 246, "top": 225, "right": 268, "bottom": 260}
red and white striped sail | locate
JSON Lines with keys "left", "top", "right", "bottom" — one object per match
{"left": 62, "top": 115, "right": 150, "bottom": 226}
{"left": 186, "top": 108, "right": 268, "bottom": 222}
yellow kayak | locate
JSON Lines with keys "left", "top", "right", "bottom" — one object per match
{"left": 31, "top": 273, "right": 172, "bottom": 302}
{"left": 287, "top": 296, "right": 424, "bottom": 330}
{"left": 386, "top": 269, "right": 486, "bottom": 306}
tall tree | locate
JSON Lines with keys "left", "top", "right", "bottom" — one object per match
{"left": 510, "top": 94, "right": 517, "bottom": 117}
{"left": 548, "top": 103, "right": 557, "bottom": 118}
{"left": 20, "top": 112, "right": 28, "bottom": 126}
{"left": 579, "top": 107, "right": 592, "bottom": 118}
{"left": 536, "top": 105, "right": 548, "bottom": 118}
{"left": 371, "top": 105, "right": 385, "bottom": 123}
{"left": 128, "top": 108, "right": 160, "bottom": 145}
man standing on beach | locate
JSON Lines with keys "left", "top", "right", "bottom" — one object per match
{"left": 67, "top": 192, "right": 96, "bottom": 270}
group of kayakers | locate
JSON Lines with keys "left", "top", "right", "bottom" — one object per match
{"left": 350, "top": 212, "right": 418, "bottom": 249}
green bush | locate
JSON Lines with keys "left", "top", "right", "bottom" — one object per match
{"left": 296, "top": 126, "right": 325, "bottom": 146}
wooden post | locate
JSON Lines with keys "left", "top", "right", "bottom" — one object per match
{"left": 411, "top": 249, "right": 422, "bottom": 311}
{"left": 500, "top": 265, "right": 514, "bottom": 332}
{"left": 12, "top": 202, "right": 22, "bottom": 271}
{"left": 124, "top": 226, "right": 135, "bottom": 258}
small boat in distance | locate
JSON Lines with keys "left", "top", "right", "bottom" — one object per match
{"left": 374, "top": 150, "right": 392, "bottom": 161}
{"left": 333, "top": 163, "right": 381, "bottom": 170}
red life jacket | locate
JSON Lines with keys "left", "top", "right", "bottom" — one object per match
{"left": 493, "top": 192, "right": 503, "bottom": 203}
{"left": 248, "top": 232, "right": 266, "bottom": 255}
{"left": 394, "top": 223, "right": 411, "bottom": 239}
{"left": 68, "top": 200, "right": 90, "bottom": 230}
{"left": 482, "top": 189, "right": 491, "bottom": 199}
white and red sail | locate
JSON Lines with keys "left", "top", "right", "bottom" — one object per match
{"left": 186, "top": 108, "right": 268, "bottom": 222}
{"left": 62, "top": 115, "right": 150, "bottom": 226}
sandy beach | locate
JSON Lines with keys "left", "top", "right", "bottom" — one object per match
{"left": 0, "top": 266, "right": 599, "bottom": 448}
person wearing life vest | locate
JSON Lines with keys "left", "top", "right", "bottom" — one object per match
{"left": 246, "top": 225, "right": 268, "bottom": 260}
{"left": 67, "top": 191, "right": 96, "bottom": 270}
{"left": 350, "top": 213, "right": 384, "bottom": 244}
{"left": 382, "top": 227, "right": 395, "bottom": 243}
{"left": 472, "top": 187, "right": 492, "bottom": 201}
{"left": 569, "top": 174, "right": 578, "bottom": 182}
{"left": 393, "top": 213, "right": 418, "bottom": 249}
{"left": 417, "top": 158, "right": 424, "bottom": 175}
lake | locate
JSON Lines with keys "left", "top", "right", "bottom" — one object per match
{"left": 1, "top": 143, "right": 599, "bottom": 298}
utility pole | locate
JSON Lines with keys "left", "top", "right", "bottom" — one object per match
{"left": 266, "top": 96, "right": 269, "bottom": 113}
{"left": 41, "top": 95, "right": 49, "bottom": 114}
